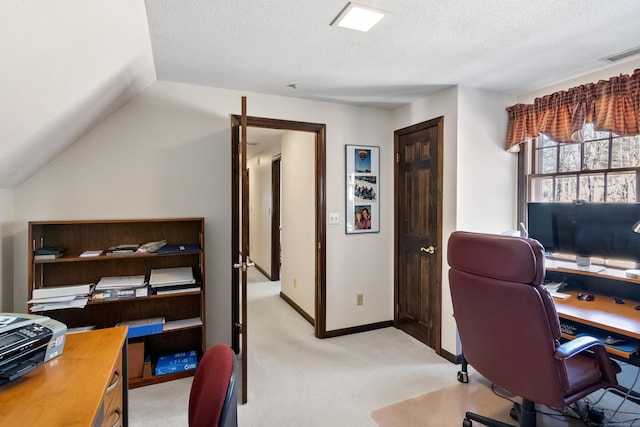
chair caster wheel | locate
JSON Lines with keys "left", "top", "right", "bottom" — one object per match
{"left": 463, "top": 418, "right": 472, "bottom": 427}
{"left": 510, "top": 402, "right": 521, "bottom": 421}
{"left": 458, "top": 371, "right": 469, "bottom": 383}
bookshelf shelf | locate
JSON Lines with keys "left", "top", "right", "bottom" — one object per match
{"left": 28, "top": 218, "right": 206, "bottom": 389}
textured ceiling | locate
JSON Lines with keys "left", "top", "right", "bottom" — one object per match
{"left": 3, "top": 1, "right": 640, "bottom": 190}
{"left": 144, "top": 0, "right": 640, "bottom": 109}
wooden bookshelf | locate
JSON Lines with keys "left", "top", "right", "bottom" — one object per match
{"left": 28, "top": 218, "right": 206, "bottom": 389}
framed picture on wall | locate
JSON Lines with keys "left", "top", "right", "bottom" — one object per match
{"left": 345, "top": 145, "right": 380, "bottom": 234}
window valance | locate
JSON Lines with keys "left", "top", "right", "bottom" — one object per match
{"left": 505, "top": 68, "right": 640, "bottom": 151}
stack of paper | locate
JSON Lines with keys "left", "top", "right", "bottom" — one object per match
{"left": 149, "top": 267, "right": 195, "bottom": 289}
{"left": 95, "top": 275, "right": 146, "bottom": 291}
{"left": 29, "top": 283, "right": 93, "bottom": 312}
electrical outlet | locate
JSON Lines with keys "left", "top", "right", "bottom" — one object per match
{"left": 329, "top": 212, "right": 339, "bottom": 224}
{"left": 357, "top": 293, "right": 364, "bottom": 306}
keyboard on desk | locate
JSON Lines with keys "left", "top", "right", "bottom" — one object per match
{"left": 560, "top": 322, "right": 579, "bottom": 336}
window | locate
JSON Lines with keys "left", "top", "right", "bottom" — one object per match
{"left": 523, "top": 125, "right": 640, "bottom": 267}
{"left": 528, "top": 124, "right": 640, "bottom": 203}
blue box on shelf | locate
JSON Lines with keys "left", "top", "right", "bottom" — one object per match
{"left": 155, "top": 350, "right": 199, "bottom": 376}
{"left": 116, "top": 316, "right": 164, "bottom": 339}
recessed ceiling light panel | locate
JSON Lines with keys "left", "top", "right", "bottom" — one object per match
{"left": 331, "top": 2, "right": 385, "bottom": 32}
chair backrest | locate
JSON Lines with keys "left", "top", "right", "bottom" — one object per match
{"left": 447, "top": 231, "right": 568, "bottom": 404}
{"left": 189, "top": 344, "right": 238, "bottom": 427}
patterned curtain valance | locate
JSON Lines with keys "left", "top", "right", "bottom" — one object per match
{"left": 505, "top": 68, "right": 640, "bottom": 151}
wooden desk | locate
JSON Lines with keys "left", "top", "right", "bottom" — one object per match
{"left": 0, "top": 326, "right": 128, "bottom": 426}
{"left": 554, "top": 290, "right": 640, "bottom": 362}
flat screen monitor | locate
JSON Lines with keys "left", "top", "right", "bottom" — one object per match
{"left": 527, "top": 201, "right": 640, "bottom": 262}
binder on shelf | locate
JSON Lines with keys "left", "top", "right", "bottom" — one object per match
{"left": 116, "top": 316, "right": 165, "bottom": 339}
{"left": 157, "top": 244, "right": 200, "bottom": 255}
{"left": 34, "top": 253, "right": 63, "bottom": 260}
{"left": 34, "top": 246, "right": 65, "bottom": 255}
{"left": 149, "top": 267, "right": 195, "bottom": 288}
{"left": 95, "top": 275, "right": 146, "bottom": 290}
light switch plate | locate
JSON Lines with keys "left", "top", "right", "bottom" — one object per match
{"left": 329, "top": 212, "right": 339, "bottom": 224}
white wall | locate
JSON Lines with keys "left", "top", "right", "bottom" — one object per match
{"left": 0, "top": 190, "right": 14, "bottom": 312}
{"left": 280, "top": 132, "right": 315, "bottom": 316}
{"left": 248, "top": 142, "right": 281, "bottom": 275}
{"left": 12, "top": 80, "right": 393, "bottom": 345}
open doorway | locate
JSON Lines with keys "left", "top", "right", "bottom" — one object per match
{"left": 231, "top": 115, "right": 328, "bottom": 356}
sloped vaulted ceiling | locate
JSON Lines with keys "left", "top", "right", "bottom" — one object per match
{"left": 0, "top": 1, "right": 156, "bottom": 189}
{"left": 3, "top": 0, "right": 640, "bottom": 189}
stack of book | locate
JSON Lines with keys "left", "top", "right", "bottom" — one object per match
{"left": 92, "top": 275, "right": 149, "bottom": 301}
{"left": 106, "top": 244, "right": 140, "bottom": 256}
{"left": 33, "top": 246, "right": 65, "bottom": 260}
{"left": 149, "top": 266, "right": 199, "bottom": 295}
{"left": 29, "top": 283, "right": 93, "bottom": 312}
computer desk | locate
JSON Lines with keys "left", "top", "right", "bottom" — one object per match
{"left": 0, "top": 326, "right": 128, "bottom": 426}
{"left": 548, "top": 260, "right": 640, "bottom": 365}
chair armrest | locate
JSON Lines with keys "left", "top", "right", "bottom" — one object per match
{"left": 554, "top": 335, "right": 619, "bottom": 384}
{"left": 554, "top": 336, "right": 603, "bottom": 360}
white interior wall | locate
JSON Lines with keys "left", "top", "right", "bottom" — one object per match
{"left": 0, "top": 190, "right": 14, "bottom": 312}
{"left": 456, "top": 86, "right": 516, "bottom": 235}
{"left": 12, "top": 80, "right": 393, "bottom": 345}
{"left": 248, "top": 142, "right": 281, "bottom": 276}
{"left": 280, "top": 132, "right": 315, "bottom": 316}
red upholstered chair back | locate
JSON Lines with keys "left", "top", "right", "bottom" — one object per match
{"left": 189, "top": 344, "right": 237, "bottom": 427}
{"left": 447, "top": 231, "right": 571, "bottom": 406}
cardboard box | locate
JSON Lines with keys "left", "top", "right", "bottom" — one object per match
{"left": 128, "top": 341, "right": 144, "bottom": 379}
{"left": 155, "top": 350, "right": 198, "bottom": 376}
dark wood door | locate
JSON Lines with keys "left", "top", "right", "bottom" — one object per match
{"left": 271, "top": 156, "right": 281, "bottom": 281}
{"left": 394, "top": 117, "right": 443, "bottom": 352}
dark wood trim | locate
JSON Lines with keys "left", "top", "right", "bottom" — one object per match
{"left": 231, "top": 121, "right": 240, "bottom": 354}
{"left": 253, "top": 263, "right": 271, "bottom": 281}
{"left": 280, "top": 291, "right": 314, "bottom": 326}
{"left": 231, "top": 115, "right": 327, "bottom": 338}
{"left": 438, "top": 348, "right": 461, "bottom": 364}
{"left": 323, "top": 321, "right": 394, "bottom": 338}
{"left": 516, "top": 146, "right": 527, "bottom": 225}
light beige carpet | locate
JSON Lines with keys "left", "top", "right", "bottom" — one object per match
{"left": 371, "top": 377, "right": 581, "bottom": 427}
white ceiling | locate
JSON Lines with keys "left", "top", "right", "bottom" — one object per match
{"left": 3, "top": 1, "right": 640, "bottom": 189}
{"left": 144, "top": 0, "right": 640, "bottom": 108}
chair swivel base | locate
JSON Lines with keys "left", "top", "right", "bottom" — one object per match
{"left": 462, "top": 400, "right": 536, "bottom": 427}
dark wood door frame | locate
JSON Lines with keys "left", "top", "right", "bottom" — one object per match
{"left": 393, "top": 116, "right": 444, "bottom": 356}
{"left": 271, "top": 156, "right": 281, "bottom": 281}
{"left": 231, "top": 115, "right": 327, "bottom": 342}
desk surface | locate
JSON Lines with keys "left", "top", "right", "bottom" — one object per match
{"left": 0, "top": 326, "right": 127, "bottom": 426}
{"left": 554, "top": 291, "right": 640, "bottom": 340}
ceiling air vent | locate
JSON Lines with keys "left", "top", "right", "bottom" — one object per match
{"left": 600, "top": 46, "right": 640, "bottom": 63}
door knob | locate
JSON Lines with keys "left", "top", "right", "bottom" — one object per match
{"left": 420, "top": 246, "right": 436, "bottom": 254}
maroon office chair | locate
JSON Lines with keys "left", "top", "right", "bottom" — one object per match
{"left": 188, "top": 344, "right": 238, "bottom": 427}
{"left": 447, "top": 231, "right": 619, "bottom": 427}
